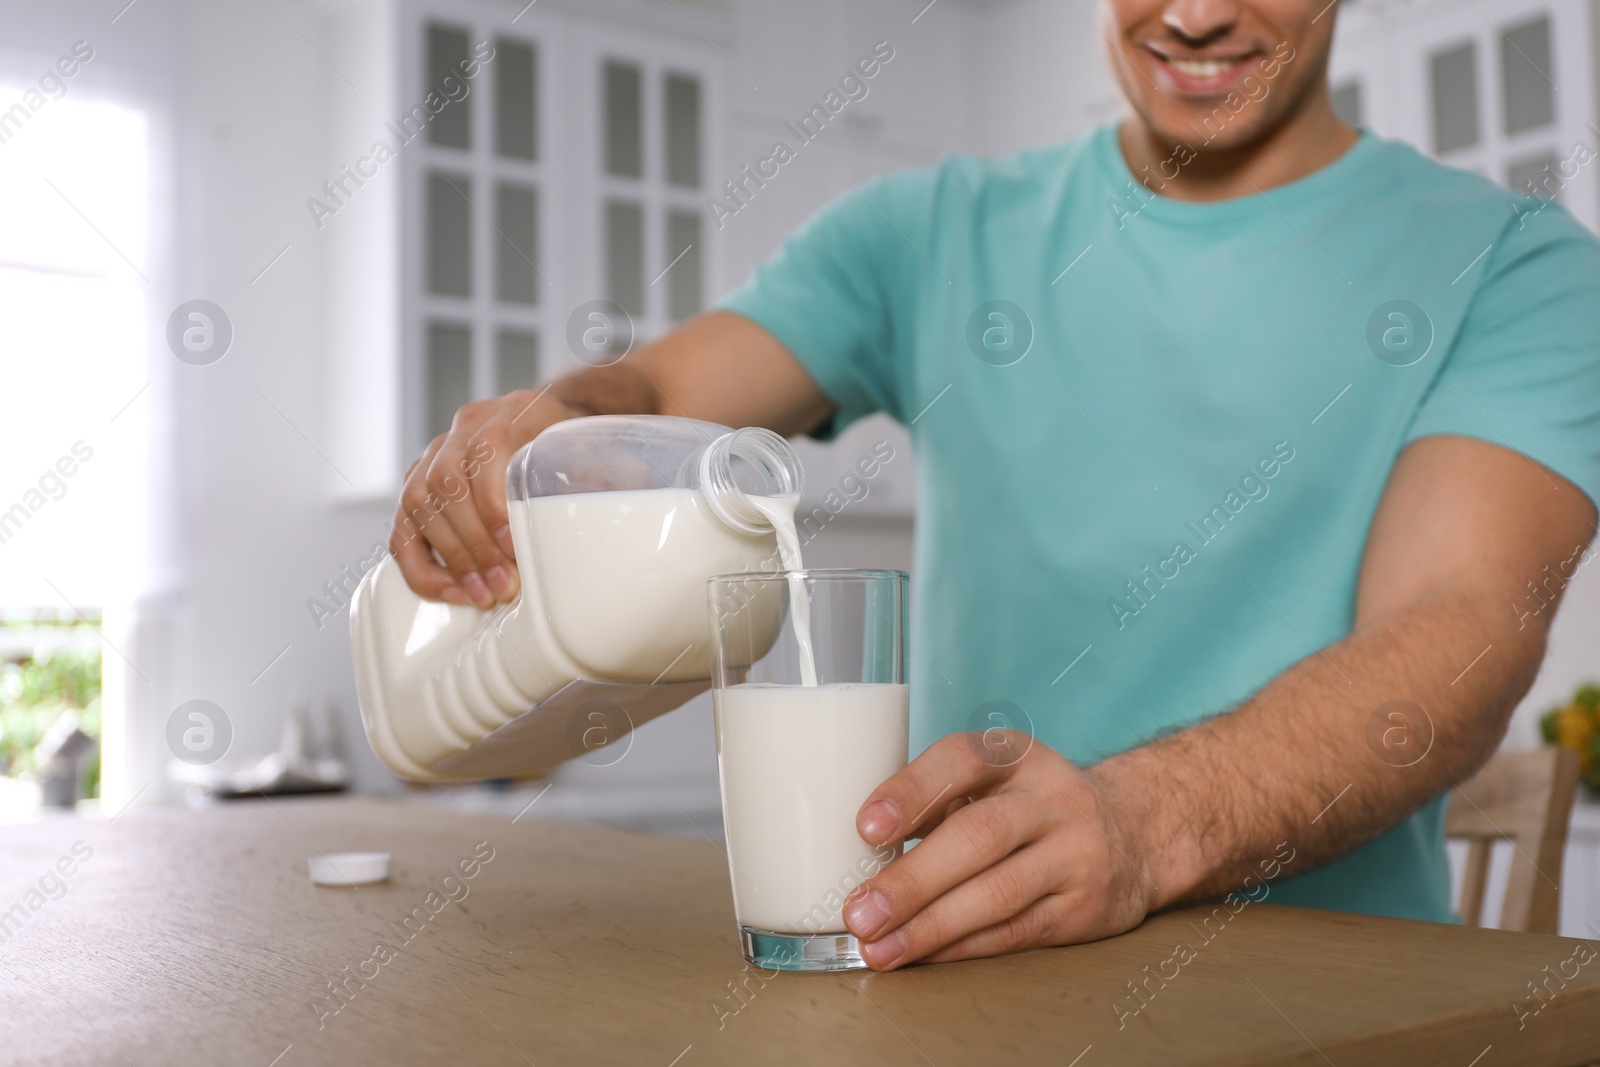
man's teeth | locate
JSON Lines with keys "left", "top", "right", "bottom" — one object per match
{"left": 1169, "top": 58, "right": 1236, "bottom": 78}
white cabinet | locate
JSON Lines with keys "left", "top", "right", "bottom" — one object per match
{"left": 1330, "top": 0, "right": 1598, "bottom": 231}
{"left": 324, "top": 0, "right": 727, "bottom": 495}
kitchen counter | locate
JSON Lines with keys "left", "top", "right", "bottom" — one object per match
{"left": 4, "top": 797, "right": 1599, "bottom": 1066}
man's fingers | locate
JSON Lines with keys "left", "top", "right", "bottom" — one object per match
{"left": 475, "top": 389, "right": 566, "bottom": 554}
{"left": 917, "top": 893, "right": 1066, "bottom": 968}
{"left": 465, "top": 411, "right": 537, "bottom": 579}
{"left": 389, "top": 526, "right": 465, "bottom": 603}
{"left": 393, "top": 436, "right": 452, "bottom": 600}
{"left": 413, "top": 506, "right": 494, "bottom": 609}
{"left": 422, "top": 412, "right": 514, "bottom": 598}
{"left": 429, "top": 468, "right": 514, "bottom": 602}
{"left": 440, "top": 506, "right": 513, "bottom": 603}
{"left": 844, "top": 792, "right": 1043, "bottom": 946}
{"left": 389, "top": 386, "right": 578, "bottom": 605}
{"left": 856, "top": 733, "right": 1015, "bottom": 848}
{"left": 390, "top": 473, "right": 465, "bottom": 605}
{"left": 468, "top": 435, "right": 515, "bottom": 557}
{"left": 905, "top": 796, "right": 971, "bottom": 842}
{"left": 857, "top": 844, "right": 1059, "bottom": 971}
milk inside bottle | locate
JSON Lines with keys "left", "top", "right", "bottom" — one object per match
{"left": 350, "top": 416, "right": 803, "bottom": 781}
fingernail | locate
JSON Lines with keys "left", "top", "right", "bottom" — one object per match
{"left": 858, "top": 799, "right": 899, "bottom": 846}
{"left": 461, "top": 572, "right": 493, "bottom": 608}
{"left": 486, "top": 565, "right": 517, "bottom": 599}
{"left": 493, "top": 524, "right": 514, "bottom": 557}
{"left": 844, "top": 888, "right": 892, "bottom": 940}
{"left": 861, "top": 928, "right": 907, "bottom": 970}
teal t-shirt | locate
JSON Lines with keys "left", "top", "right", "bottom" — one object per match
{"left": 718, "top": 124, "right": 1600, "bottom": 923}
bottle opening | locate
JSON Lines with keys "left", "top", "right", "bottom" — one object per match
{"left": 699, "top": 428, "right": 804, "bottom": 535}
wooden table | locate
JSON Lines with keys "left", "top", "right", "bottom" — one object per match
{"left": 5, "top": 798, "right": 1600, "bottom": 1066}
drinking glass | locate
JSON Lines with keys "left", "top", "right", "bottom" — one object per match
{"left": 708, "top": 569, "right": 909, "bottom": 972}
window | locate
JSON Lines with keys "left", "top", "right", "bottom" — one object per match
{"left": 426, "top": 25, "right": 472, "bottom": 149}
{"left": 666, "top": 209, "right": 703, "bottom": 321}
{"left": 426, "top": 172, "right": 472, "bottom": 297}
{"left": 494, "top": 182, "right": 538, "bottom": 305}
{"left": 413, "top": 19, "right": 548, "bottom": 445}
{"left": 1507, "top": 153, "right": 1560, "bottom": 200}
{"left": 0, "top": 88, "right": 151, "bottom": 812}
{"left": 495, "top": 38, "right": 537, "bottom": 161}
{"left": 1430, "top": 42, "right": 1480, "bottom": 153}
{"left": 496, "top": 329, "right": 539, "bottom": 394}
{"left": 0, "top": 94, "right": 149, "bottom": 604}
{"left": 605, "top": 199, "right": 645, "bottom": 316}
{"left": 598, "top": 58, "right": 707, "bottom": 338}
{"left": 1, "top": 614, "right": 103, "bottom": 813}
{"left": 426, "top": 322, "right": 472, "bottom": 440}
{"left": 1499, "top": 16, "right": 1554, "bottom": 135}
{"left": 604, "top": 61, "right": 644, "bottom": 179}
{"left": 403, "top": 11, "right": 715, "bottom": 455}
{"left": 664, "top": 73, "right": 701, "bottom": 187}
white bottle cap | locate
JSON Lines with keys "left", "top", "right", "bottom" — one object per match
{"left": 309, "top": 852, "right": 391, "bottom": 886}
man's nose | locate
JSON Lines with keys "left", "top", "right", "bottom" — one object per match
{"left": 1160, "top": 0, "right": 1242, "bottom": 45}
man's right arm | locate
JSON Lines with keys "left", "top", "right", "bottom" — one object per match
{"left": 390, "top": 309, "right": 831, "bottom": 607}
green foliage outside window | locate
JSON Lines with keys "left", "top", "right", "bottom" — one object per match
{"left": 0, "top": 613, "right": 103, "bottom": 799}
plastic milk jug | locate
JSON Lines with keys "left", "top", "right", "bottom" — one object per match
{"left": 350, "top": 416, "right": 803, "bottom": 781}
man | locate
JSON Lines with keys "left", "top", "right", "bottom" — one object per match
{"left": 392, "top": 0, "right": 1600, "bottom": 972}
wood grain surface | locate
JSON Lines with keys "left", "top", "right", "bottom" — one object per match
{"left": 3, "top": 798, "right": 1599, "bottom": 1066}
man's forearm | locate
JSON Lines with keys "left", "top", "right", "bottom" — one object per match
{"left": 1090, "top": 587, "right": 1546, "bottom": 909}
{"left": 545, "top": 311, "right": 833, "bottom": 435}
{"left": 839, "top": 440, "right": 1592, "bottom": 969}
{"left": 548, "top": 363, "right": 664, "bottom": 418}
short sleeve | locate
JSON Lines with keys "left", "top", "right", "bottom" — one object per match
{"left": 716, "top": 178, "right": 911, "bottom": 439}
{"left": 1406, "top": 204, "right": 1600, "bottom": 509}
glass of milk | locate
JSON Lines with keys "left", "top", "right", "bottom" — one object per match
{"left": 708, "top": 569, "right": 909, "bottom": 972}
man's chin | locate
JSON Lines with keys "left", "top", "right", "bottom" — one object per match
{"left": 1138, "top": 107, "right": 1272, "bottom": 155}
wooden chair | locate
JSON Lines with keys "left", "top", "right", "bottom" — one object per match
{"left": 1446, "top": 746, "right": 1581, "bottom": 934}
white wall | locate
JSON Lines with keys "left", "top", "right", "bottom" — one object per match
{"left": 968, "top": 0, "right": 1126, "bottom": 154}
{"left": 151, "top": 0, "right": 403, "bottom": 801}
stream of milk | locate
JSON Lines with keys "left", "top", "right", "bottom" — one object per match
{"left": 748, "top": 495, "right": 818, "bottom": 686}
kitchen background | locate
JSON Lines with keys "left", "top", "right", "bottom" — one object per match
{"left": 3, "top": 0, "right": 1599, "bottom": 935}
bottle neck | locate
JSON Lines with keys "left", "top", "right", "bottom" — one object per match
{"left": 698, "top": 428, "right": 804, "bottom": 535}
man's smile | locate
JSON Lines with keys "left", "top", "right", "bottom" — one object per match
{"left": 1144, "top": 44, "right": 1263, "bottom": 96}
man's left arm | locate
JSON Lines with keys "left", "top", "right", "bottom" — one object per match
{"left": 843, "top": 434, "right": 1596, "bottom": 970}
